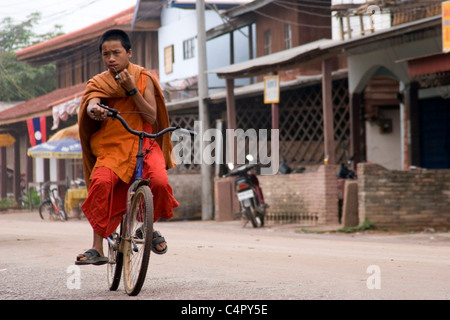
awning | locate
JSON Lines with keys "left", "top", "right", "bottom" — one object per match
{"left": 27, "top": 137, "right": 81, "bottom": 159}
{"left": 404, "top": 52, "right": 450, "bottom": 77}
{"left": 209, "top": 39, "right": 337, "bottom": 79}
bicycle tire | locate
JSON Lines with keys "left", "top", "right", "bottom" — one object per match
{"left": 39, "top": 200, "right": 55, "bottom": 220}
{"left": 55, "top": 197, "right": 68, "bottom": 221}
{"left": 107, "top": 224, "right": 123, "bottom": 291}
{"left": 122, "top": 185, "right": 154, "bottom": 296}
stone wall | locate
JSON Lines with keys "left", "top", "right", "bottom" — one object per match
{"left": 358, "top": 163, "right": 450, "bottom": 230}
{"left": 168, "top": 173, "right": 202, "bottom": 220}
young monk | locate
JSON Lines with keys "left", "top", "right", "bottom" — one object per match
{"left": 76, "top": 29, "right": 179, "bottom": 265}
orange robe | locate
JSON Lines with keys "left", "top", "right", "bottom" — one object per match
{"left": 78, "top": 63, "right": 178, "bottom": 238}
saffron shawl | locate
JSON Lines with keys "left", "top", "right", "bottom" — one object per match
{"left": 78, "top": 63, "right": 175, "bottom": 187}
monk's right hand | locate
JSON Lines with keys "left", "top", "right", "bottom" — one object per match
{"left": 87, "top": 103, "right": 108, "bottom": 121}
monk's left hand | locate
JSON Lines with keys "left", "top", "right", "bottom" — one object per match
{"left": 117, "top": 69, "right": 136, "bottom": 92}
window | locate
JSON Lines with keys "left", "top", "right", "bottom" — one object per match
{"left": 284, "top": 23, "right": 292, "bottom": 49}
{"left": 264, "top": 30, "right": 271, "bottom": 55}
{"left": 183, "top": 37, "right": 195, "bottom": 60}
{"left": 164, "top": 45, "right": 174, "bottom": 74}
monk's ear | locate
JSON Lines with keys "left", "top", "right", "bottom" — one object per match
{"left": 127, "top": 49, "right": 132, "bottom": 59}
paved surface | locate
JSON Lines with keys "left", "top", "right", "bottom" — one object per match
{"left": 0, "top": 210, "right": 449, "bottom": 301}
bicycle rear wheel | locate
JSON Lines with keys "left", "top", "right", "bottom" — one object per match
{"left": 107, "top": 224, "right": 123, "bottom": 291}
{"left": 122, "top": 185, "right": 154, "bottom": 296}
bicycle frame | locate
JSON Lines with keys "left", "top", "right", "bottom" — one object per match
{"left": 97, "top": 103, "right": 195, "bottom": 241}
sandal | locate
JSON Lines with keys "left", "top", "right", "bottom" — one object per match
{"left": 152, "top": 230, "right": 168, "bottom": 255}
{"left": 75, "top": 249, "right": 108, "bottom": 265}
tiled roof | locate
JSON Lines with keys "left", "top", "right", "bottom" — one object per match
{"left": 16, "top": 6, "right": 135, "bottom": 62}
{"left": 0, "top": 82, "right": 86, "bottom": 125}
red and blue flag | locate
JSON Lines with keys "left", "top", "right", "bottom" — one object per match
{"left": 27, "top": 116, "right": 47, "bottom": 147}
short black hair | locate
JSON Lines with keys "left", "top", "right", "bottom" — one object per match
{"left": 98, "top": 29, "right": 132, "bottom": 53}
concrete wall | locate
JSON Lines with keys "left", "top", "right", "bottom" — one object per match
{"left": 358, "top": 163, "right": 450, "bottom": 230}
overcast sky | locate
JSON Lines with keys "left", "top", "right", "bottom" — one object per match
{"left": 0, "top": 0, "right": 137, "bottom": 35}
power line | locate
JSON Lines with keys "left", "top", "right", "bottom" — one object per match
{"left": 0, "top": 62, "right": 35, "bottom": 100}
{"left": 253, "top": 8, "right": 331, "bottom": 29}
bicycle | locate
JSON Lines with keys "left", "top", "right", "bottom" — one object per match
{"left": 38, "top": 181, "right": 68, "bottom": 221}
{"left": 96, "top": 103, "right": 195, "bottom": 296}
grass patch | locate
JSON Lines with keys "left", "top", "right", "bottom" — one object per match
{"left": 296, "top": 218, "right": 375, "bottom": 234}
{"left": 337, "top": 218, "right": 374, "bottom": 233}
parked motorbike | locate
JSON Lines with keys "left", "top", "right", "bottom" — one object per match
{"left": 224, "top": 156, "right": 267, "bottom": 228}
{"left": 337, "top": 155, "right": 357, "bottom": 179}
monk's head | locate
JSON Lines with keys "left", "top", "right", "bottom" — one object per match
{"left": 99, "top": 29, "right": 132, "bottom": 75}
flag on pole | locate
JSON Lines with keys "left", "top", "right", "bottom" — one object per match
{"left": 27, "top": 116, "right": 47, "bottom": 147}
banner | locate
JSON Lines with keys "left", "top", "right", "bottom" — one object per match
{"left": 27, "top": 116, "right": 47, "bottom": 147}
{"left": 443, "top": 1, "right": 450, "bottom": 52}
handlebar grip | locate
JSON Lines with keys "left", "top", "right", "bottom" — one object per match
{"left": 90, "top": 108, "right": 113, "bottom": 118}
{"left": 97, "top": 103, "right": 117, "bottom": 115}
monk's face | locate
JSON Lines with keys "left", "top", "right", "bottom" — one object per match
{"left": 101, "top": 40, "right": 132, "bottom": 75}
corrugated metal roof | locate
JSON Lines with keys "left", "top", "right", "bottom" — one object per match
{"left": 209, "top": 38, "right": 339, "bottom": 78}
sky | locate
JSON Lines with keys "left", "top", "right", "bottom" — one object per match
{"left": 0, "top": 0, "right": 137, "bottom": 35}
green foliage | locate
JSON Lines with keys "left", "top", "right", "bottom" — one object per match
{"left": 23, "top": 188, "right": 41, "bottom": 208}
{"left": 0, "top": 196, "right": 16, "bottom": 209}
{"left": 0, "top": 12, "right": 64, "bottom": 101}
{"left": 0, "top": 51, "right": 56, "bottom": 101}
{"left": 0, "top": 12, "right": 63, "bottom": 51}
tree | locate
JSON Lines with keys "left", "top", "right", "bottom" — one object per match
{"left": 0, "top": 12, "right": 64, "bottom": 101}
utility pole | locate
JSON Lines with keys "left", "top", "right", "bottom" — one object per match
{"left": 196, "top": 0, "right": 213, "bottom": 220}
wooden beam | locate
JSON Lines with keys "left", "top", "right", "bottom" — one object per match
{"left": 226, "top": 78, "right": 236, "bottom": 130}
{"left": 322, "top": 59, "right": 335, "bottom": 164}
{"left": 349, "top": 92, "right": 361, "bottom": 166}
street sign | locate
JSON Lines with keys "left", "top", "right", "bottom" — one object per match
{"left": 0, "top": 133, "right": 16, "bottom": 147}
{"left": 264, "top": 75, "right": 280, "bottom": 104}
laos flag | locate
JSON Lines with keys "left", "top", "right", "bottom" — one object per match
{"left": 27, "top": 116, "right": 47, "bottom": 147}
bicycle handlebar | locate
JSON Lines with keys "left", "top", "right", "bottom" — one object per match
{"left": 95, "top": 103, "right": 196, "bottom": 138}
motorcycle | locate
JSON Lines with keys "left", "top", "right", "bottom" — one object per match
{"left": 337, "top": 155, "right": 357, "bottom": 179}
{"left": 224, "top": 155, "right": 267, "bottom": 228}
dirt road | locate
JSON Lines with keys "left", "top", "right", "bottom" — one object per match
{"left": 0, "top": 210, "right": 449, "bottom": 301}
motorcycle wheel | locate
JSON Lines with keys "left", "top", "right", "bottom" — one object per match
{"left": 256, "top": 212, "right": 265, "bottom": 227}
{"left": 244, "top": 206, "right": 261, "bottom": 228}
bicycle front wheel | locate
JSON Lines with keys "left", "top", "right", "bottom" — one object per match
{"left": 39, "top": 200, "right": 55, "bottom": 220}
{"left": 122, "top": 185, "right": 154, "bottom": 296}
